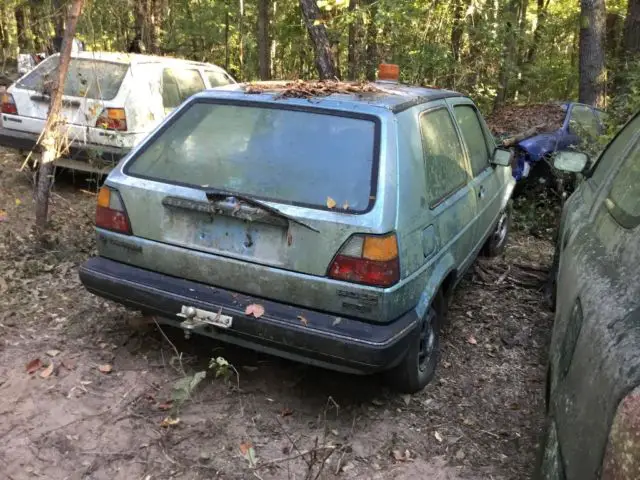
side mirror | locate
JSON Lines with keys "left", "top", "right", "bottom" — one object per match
{"left": 553, "top": 151, "right": 589, "bottom": 173}
{"left": 491, "top": 148, "right": 512, "bottom": 167}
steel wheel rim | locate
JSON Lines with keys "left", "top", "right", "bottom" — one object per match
{"left": 418, "top": 309, "right": 436, "bottom": 372}
{"left": 493, "top": 211, "right": 508, "bottom": 247}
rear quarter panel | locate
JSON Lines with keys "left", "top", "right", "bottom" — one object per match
{"left": 392, "top": 101, "right": 465, "bottom": 321}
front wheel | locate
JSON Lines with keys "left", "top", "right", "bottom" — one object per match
{"left": 482, "top": 201, "right": 513, "bottom": 257}
{"left": 385, "top": 302, "right": 441, "bottom": 394}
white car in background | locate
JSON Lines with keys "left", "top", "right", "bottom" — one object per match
{"left": 0, "top": 52, "right": 235, "bottom": 173}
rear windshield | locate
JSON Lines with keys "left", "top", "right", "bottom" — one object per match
{"left": 17, "top": 56, "right": 128, "bottom": 100}
{"left": 126, "top": 102, "right": 378, "bottom": 212}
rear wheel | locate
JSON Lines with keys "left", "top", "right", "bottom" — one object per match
{"left": 482, "top": 201, "right": 512, "bottom": 257}
{"left": 386, "top": 296, "right": 442, "bottom": 393}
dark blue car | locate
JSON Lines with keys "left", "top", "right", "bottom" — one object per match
{"left": 513, "top": 102, "right": 607, "bottom": 181}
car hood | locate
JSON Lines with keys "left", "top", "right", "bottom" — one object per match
{"left": 518, "top": 130, "right": 562, "bottom": 161}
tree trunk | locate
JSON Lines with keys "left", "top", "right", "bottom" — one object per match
{"left": 621, "top": 0, "right": 640, "bottom": 58}
{"left": 239, "top": 0, "right": 245, "bottom": 80}
{"left": 35, "top": 0, "right": 85, "bottom": 241}
{"left": 451, "top": 0, "right": 464, "bottom": 62}
{"left": 53, "top": 0, "right": 65, "bottom": 38}
{"left": 149, "top": 0, "right": 163, "bottom": 54}
{"left": 347, "top": 0, "right": 360, "bottom": 79}
{"left": 257, "top": 0, "right": 271, "bottom": 80}
{"left": 365, "top": 0, "right": 378, "bottom": 81}
{"left": 225, "top": 0, "right": 230, "bottom": 71}
{"left": 299, "top": 0, "right": 337, "bottom": 79}
{"left": 613, "top": 0, "right": 640, "bottom": 94}
{"left": 15, "top": 5, "right": 33, "bottom": 52}
{"left": 526, "top": 0, "right": 551, "bottom": 64}
{"left": 605, "top": 12, "right": 622, "bottom": 61}
{"left": 271, "top": 1, "right": 277, "bottom": 77}
{"left": 131, "top": 0, "right": 148, "bottom": 50}
{"left": 493, "top": 0, "right": 521, "bottom": 111}
{"left": 578, "top": 0, "right": 606, "bottom": 108}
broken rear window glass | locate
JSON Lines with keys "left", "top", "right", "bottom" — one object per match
{"left": 17, "top": 56, "right": 128, "bottom": 100}
{"left": 126, "top": 102, "right": 378, "bottom": 212}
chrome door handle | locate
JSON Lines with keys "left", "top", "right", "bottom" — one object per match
{"left": 478, "top": 186, "right": 486, "bottom": 199}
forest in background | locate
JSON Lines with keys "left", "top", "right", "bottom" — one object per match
{"left": 0, "top": 0, "right": 639, "bottom": 124}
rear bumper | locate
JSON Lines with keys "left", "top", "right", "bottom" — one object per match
{"left": 79, "top": 257, "right": 418, "bottom": 374}
{"left": 0, "top": 126, "right": 127, "bottom": 167}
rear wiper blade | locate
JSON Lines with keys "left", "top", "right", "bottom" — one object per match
{"left": 205, "top": 189, "right": 319, "bottom": 233}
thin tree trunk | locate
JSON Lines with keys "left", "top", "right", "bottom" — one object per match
{"left": 299, "top": 0, "right": 337, "bottom": 79}
{"left": 613, "top": 0, "right": 640, "bottom": 93}
{"left": 578, "top": 0, "right": 606, "bottom": 107}
{"left": 347, "top": 0, "right": 360, "bottom": 79}
{"left": 239, "top": 0, "right": 245, "bottom": 80}
{"left": 15, "top": 5, "right": 33, "bottom": 52}
{"left": 225, "top": 0, "right": 230, "bottom": 71}
{"left": 35, "top": 0, "right": 84, "bottom": 241}
{"left": 365, "top": 0, "right": 378, "bottom": 81}
{"left": 270, "top": 1, "right": 277, "bottom": 77}
{"left": 493, "top": 0, "right": 520, "bottom": 110}
{"left": 53, "top": 0, "right": 65, "bottom": 38}
{"left": 526, "top": 0, "right": 551, "bottom": 63}
{"left": 622, "top": 0, "right": 640, "bottom": 56}
{"left": 149, "top": 0, "right": 163, "bottom": 54}
{"left": 258, "top": 0, "right": 271, "bottom": 80}
{"left": 451, "top": 0, "right": 464, "bottom": 62}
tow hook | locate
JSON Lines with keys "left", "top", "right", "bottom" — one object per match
{"left": 176, "top": 305, "right": 233, "bottom": 339}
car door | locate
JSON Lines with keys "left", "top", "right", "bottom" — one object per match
{"left": 564, "top": 103, "right": 600, "bottom": 149}
{"left": 418, "top": 104, "right": 477, "bottom": 273}
{"left": 546, "top": 113, "right": 640, "bottom": 479}
{"left": 447, "top": 98, "right": 502, "bottom": 251}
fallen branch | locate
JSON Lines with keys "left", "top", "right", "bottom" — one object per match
{"left": 500, "top": 124, "right": 547, "bottom": 147}
{"left": 253, "top": 445, "right": 337, "bottom": 470}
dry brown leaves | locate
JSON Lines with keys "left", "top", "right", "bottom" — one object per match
{"left": 486, "top": 103, "right": 566, "bottom": 138}
{"left": 245, "top": 80, "right": 381, "bottom": 99}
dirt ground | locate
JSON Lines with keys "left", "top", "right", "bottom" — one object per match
{"left": 0, "top": 147, "right": 557, "bottom": 480}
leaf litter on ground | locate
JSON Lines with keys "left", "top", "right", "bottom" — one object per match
{"left": 486, "top": 103, "right": 566, "bottom": 140}
{"left": 26, "top": 358, "right": 43, "bottom": 374}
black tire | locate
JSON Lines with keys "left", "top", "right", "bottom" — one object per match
{"left": 385, "top": 296, "right": 442, "bottom": 394}
{"left": 482, "top": 201, "right": 513, "bottom": 257}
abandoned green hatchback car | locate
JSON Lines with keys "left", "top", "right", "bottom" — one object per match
{"left": 79, "top": 74, "right": 515, "bottom": 393}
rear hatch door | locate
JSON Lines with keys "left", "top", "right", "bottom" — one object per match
{"left": 118, "top": 99, "right": 381, "bottom": 277}
{"left": 8, "top": 55, "right": 129, "bottom": 140}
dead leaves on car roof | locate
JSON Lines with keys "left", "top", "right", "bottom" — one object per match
{"left": 245, "top": 79, "right": 381, "bottom": 99}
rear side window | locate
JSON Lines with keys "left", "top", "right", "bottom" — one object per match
{"left": 420, "top": 108, "right": 469, "bottom": 206}
{"left": 606, "top": 142, "right": 640, "bottom": 228}
{"left": 591, "top": 114, "right": 640, "bottom": 187}
{"left": 206, "top": 70, "right": 233, "bottom": 88}
{"left": 161, "top": 68, "right": 205, "bottom": 109}
{"left": 126, "top": 102, "right": 378, "bottom": 212}
{"left": 17, "top": 56, "right": 128, "bottom": 100}
{"left": 453, "top": 105, "right": 491, "bottom": 176}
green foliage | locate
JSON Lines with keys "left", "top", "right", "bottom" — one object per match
{"left": 0, "top": 0, "right": 635, "bottom": 115}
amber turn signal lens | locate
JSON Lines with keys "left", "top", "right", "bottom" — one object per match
{"left": 378, "top": 63, "right": 400, "bottom": 81}
{"left": 363, "top": 234, "right": 399, "bottom": 261}
{"left": 97, "top": 186, "right": 111, "bottom": 208}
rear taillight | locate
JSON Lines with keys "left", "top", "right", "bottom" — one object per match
{"left": 96, "top": 186, "right": 131, "bottom": 234}
{"left": 1, "top": 93, "right": 18, "bottom": 115}
{"left": 96, "top": 108, "right": 127, "bottom": 131}
{"left": 328, "top": 233, "right": 400, "bottom": 287}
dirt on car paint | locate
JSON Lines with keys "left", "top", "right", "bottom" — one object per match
{"left": 0, "top": 147, "right": 554, "bottom": 479}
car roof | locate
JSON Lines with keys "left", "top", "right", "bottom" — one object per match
{"left": 194, "top": 81, "right": 464, "bottom": 113}
{"left": 59, "top": 51, "right": 226, "bottom": 70}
